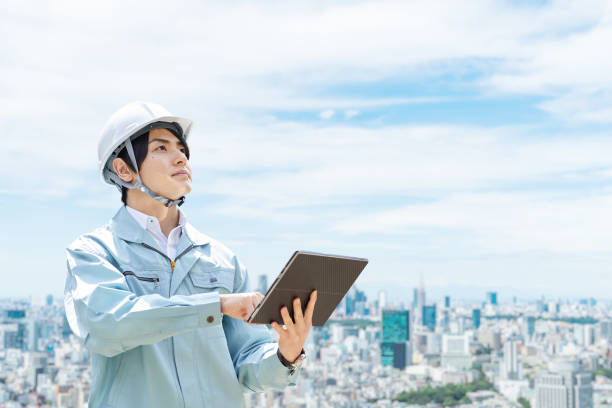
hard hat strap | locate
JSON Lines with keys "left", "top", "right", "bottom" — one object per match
{"left": 106, "top": 138, "right": 185, "bottom": 207}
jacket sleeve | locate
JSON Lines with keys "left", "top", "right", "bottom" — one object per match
{"left": 64, "top": 236, "right": 222, "bottom": 358}
{"left": 222, "top": 257, "right": 301, "bottom": 392}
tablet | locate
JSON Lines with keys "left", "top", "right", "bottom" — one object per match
{"left": 247, "top": 251, "right": 368, "bottom": 326}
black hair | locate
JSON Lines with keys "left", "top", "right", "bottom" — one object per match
{"left": 116, "top": 123, "right": 190, "bottom": 205}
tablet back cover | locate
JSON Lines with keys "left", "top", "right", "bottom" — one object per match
{"left": 248, "top": 251, "right": 368, "bottom": 326}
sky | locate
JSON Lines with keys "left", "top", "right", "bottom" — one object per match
{"left": 2, "top": 0, "right": 612, "bottom": 303}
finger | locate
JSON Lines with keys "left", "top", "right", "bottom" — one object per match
{"left": 270, "top": 321, "right": 285, "bottom": 336}
{"left": 304, "top": 290, "right": 317, "bottom": 326}
{"left": 280, "top": 306, "right": 295, "bottom": 332}
{"left": 293, "top": 297, "right": 304, "bottom": 324}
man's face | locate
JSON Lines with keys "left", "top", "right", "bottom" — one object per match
{"left": 139, "top": 128, "right": 192, "bottom": 199}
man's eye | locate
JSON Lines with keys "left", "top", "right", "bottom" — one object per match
{"left": 156, "top": 145, "right": 166, "bottom": 151}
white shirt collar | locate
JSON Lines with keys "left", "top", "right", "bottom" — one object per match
{"left": 125, "top": 205, "right": 187, "bottom": 260}
{"left": 125, "top": 205, "right": 187, "bottom": 231}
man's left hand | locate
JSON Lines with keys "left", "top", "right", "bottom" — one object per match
{"left": 270, "top": 290, "right": 317, "bottom": 363}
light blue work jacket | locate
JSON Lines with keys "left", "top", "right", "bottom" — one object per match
{"left": 64, "top": 206, "right": 297, "bottom": 407}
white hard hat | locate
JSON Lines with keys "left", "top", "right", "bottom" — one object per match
{"left": 97, "top": 101, "right": 194, "bottom": 207}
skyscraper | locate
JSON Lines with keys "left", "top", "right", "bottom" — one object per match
{"left": 378, "top": 290, "right": 386, "bottom": 311}
{"left": 487, "top": 292, "right": 498, "bottom": 305}
{"left": 256, "top": 274, "right": 268, "bottom": 294}
{"left": 536, "top": 360, "right": 593, "bottom": 408}
{"left": 444, "top": 296, "right": 451, "bottom": 308}
{"left": 524, "top": 316, "right": 536, "bottom": 338}
{"left": 422, "top": 305, "right": 436, "bottom": 332}
{"left": 381, "top": 310, "right": 411, "bottom": 369}
{"left": 418, "top": 274, "right": 426, "bottom": 311}
{"left": 503, "top": 337, "right": 520, "bottom": 380}
{"left": 472, "top": 309, "right": 481, "bottom": 329}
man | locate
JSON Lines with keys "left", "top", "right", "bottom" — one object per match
{"left": 64, "top": 101, "right": 316, "bottom": 407}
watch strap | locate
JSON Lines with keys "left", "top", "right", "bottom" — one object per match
{"left": 277, "top": 348, "right": 305, "bottom": 370}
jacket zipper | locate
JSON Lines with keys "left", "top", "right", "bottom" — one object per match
{"left": 140, "top": 242, "right": 196, "bottom": 408}
{"left": 141, "top": 243, "right": 194, "bottom": 272}
{"left": 122, "top": 271, "right": 160, "bottom": 289}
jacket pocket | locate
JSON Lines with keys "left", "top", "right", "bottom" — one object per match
{"left": 189, "top": 266, "right": 234, "bottom": 294}
{"left": 123, "top": 270, "right": 161, "bottom": 296}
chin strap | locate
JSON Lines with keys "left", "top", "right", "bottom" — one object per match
{"left": 104, "top": 138, "right": 185, "bottom": 207}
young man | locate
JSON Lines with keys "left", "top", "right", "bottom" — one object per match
{"left": 64, "top": 102, "right": 316, "bottom": 407}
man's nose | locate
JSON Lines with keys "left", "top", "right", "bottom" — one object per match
{"left": 173, "top": 149, "right": 187, "bottom": 165}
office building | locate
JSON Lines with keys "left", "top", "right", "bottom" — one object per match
{"left": 535, "top": 360, "right": 592, "bottom": 408}
{"left": 502, "top": 337, "right": 520, "bottom": 380}
{"left": 441, "top": 334, "right": 471, "bottom": 371}
{"left": 256, "top": 274, "right": 268, "bottom": 294}
{"left": 381, "top": 310, "right": 411, "bottom": 369}
{"left": 524, "top": 316, "right": 536, "bottom": 338}
{"left": 422, "top": 305, "right": 436, "bottom": 331}
{"left": 472, "top": 309, "right": 481, "bottom": 329}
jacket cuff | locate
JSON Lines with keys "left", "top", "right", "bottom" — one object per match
{"left": 268, "top": 346, "right": 301, "bottom": 386}
{"left": 190, "top": 292, "right": 222, "bottom": 327}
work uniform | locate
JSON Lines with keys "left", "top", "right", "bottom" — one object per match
{"left": 64, "top": 206, "right": 298, "bottom": 407}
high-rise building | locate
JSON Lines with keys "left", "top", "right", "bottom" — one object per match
{"left": 345, "top": 288, "right": 367, "bottom": 316}
{"left": 256, "top": 274, "right": 268, "bottom": 294}
{"left": 478, "top": 330, "right": 501, "bottom": 352}
{"left": 487, "top": 292, "right": 497, "bottom": 305}
{"left": 418, "top": 275, "right": 426, "bottom": 311}
{"left": 472, "top": 309, "right": 481, "bottom": 329}
{"left": 422, "top": 305, "right": 436, "bottom": 331}
{"left": 441, "top": 333, "right": 472, "bottom": 371}
{"left": 441, "top": 310, "right": 450, "bottom": 330}
{"left": 503, "top": 337, "right": 520, "bottom": 380}
{"left": 381, "top": 310, "right": 411, "bottom": 369}
{"left": 599, "top": 320, "right": 612, "bottom": 340}
{"left": 444, "top": 296, "right": 451, "bottom": 308}
{"left": 378, "top": 291, "right": 386, "bottom": 314}
{"left": 524, "top": 316, "right": 536, "bottom": 338}
{"left": 535, "top": 360, "right": 593, "bottom": 408}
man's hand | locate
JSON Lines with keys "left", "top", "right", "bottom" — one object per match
{"left": 271, "top": 290, "right": 317, "bottom": 363}
{"left": 219, "top": 292, "right": 264, "bottom": 322}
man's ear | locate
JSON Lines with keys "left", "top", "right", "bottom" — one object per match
{"left": 112, "top": 158, "right": 136, "bottom": 183}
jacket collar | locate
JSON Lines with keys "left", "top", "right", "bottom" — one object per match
{"left": 111, "top": 206, "right": 210, "bottom": 247}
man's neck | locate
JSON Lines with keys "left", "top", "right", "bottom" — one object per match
{"left": 126, "top": 191, "right": 179, "bottom": 237}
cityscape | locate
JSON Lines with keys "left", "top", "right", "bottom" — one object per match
{"left": 1, "top": 275, "right": 612, "bottom": 408}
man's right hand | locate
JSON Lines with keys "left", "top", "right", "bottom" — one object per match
{"left": 219, "top": 292, "right": 264, "bottom": 323}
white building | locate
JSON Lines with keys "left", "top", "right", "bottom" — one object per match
{"left": 502, "top": 337, "right": 521, "bottom": 380}
{"left": 535, "top": 360, "right": 593, "bottom": 408}
{"left": 441, "top": 334, "right": 472, "bottom": 371}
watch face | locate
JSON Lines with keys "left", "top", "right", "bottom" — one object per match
{"left": 294, "top": 352, "right": 307, "bottom": 368}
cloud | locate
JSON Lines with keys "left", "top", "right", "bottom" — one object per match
{"left": 3, "top": 0, "right": 612, "bottom": 298}
{"left": 319, "top": 109, "right": 335, "bottom": 119}
{"left": 1, "top": 0, "right": 610, "bottom": 125}
{"left": 345, "top": 109, "right": 359, "bottom": 119}
{"left": 332, "top": 190, "right": 612, "bottom": 253}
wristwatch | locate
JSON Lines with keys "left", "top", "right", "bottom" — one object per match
{"left": 277, "top": 348, "right": 307, "bottom": 375}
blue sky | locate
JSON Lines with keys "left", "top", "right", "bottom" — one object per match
{"left": 2, "top": 0, "right": 612, "bottom": 303}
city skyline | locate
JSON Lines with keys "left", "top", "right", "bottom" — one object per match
{"left": 2, "top": 275, "right": 611, "bottom": 407}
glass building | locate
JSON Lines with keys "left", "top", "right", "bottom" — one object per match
{"left": 473, "top": 308, "right": 481, "bottom": 329}
{"left": 422, "top": 305, "right": 436, "bottom": 331}
{"left": 381, "top": 310, "right": 410, "bottom": 369}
